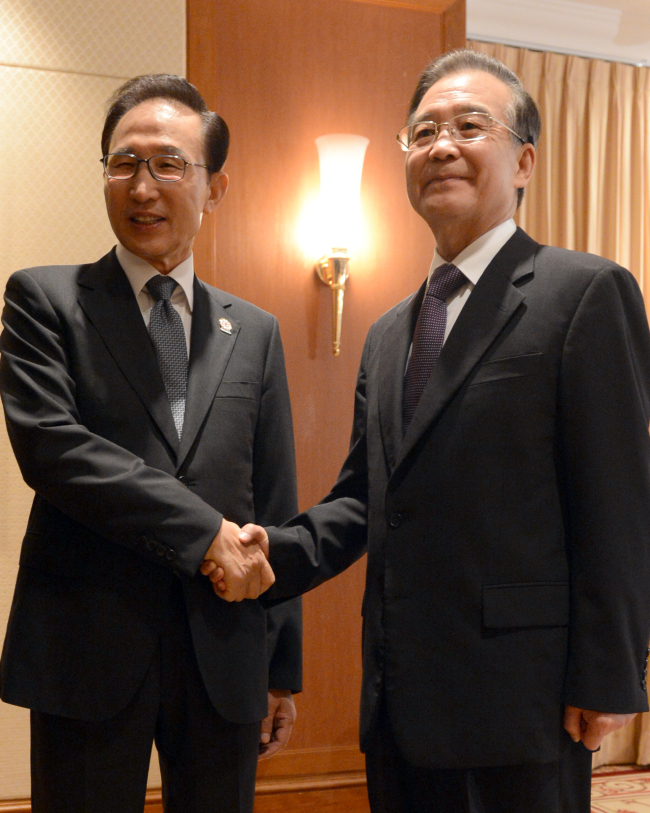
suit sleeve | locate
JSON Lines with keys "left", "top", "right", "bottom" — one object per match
{"left": 560, "top": 265, "right": 650, "bottom": 713}
{"left": 249, "top": 317, "right": 303, "bottom": 692}
{"left": 263, "top": 329, "right": 371, "bottom": 601}
{"left": 0, "top": 270, "right": 223, "bottom": 578}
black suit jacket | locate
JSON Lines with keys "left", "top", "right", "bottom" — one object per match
{"left": 266, "top": 228, "right": 650, "bottom": 769}
{"left": 0, "top": 249, "right": 301, "bottom": 724}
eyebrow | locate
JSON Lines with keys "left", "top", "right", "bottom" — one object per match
{"left": 410, "top": 103, "right": 491, "bottom": 125}
{"left": 111, "top": 144, "right": 187, "bottom": 157}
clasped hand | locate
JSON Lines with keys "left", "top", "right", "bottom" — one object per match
{"left": 200, "top": 519, "right": 273, "bottom": 601}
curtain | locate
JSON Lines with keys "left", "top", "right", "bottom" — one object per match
{"left": 468, "top": 40, "right": 650, "bottom": 306}
{"left": 469, "top": 40, "right": 650, "bottom": 767}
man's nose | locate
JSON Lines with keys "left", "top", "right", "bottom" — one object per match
{"left": 129, "top": 163, "right": 159, "bottom": 199}
{"left": 426, "top": 124, "right": 459, "bottom": 158}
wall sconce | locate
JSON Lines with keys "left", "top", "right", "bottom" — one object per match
{"left": 314, "top": 133, "right": 369, "bottom": 356}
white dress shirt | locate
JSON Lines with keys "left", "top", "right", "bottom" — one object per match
{"left": 116, "top": 244, "right": 195, "bottom": 353}
{"left": 427, "top": 218, "right": 517, "bottom": 343}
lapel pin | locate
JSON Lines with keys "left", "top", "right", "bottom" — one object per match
{"left": 219, "top": 318, "right": 233, "bottom": 335}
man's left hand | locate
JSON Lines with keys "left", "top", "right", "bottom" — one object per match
{"left": 259, "top": 689, "right": 296, "bottom": 759}
{"left": 564, "top": 705, "right": 636, "bottom": 750}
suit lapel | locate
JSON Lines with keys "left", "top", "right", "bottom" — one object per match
{"left": 176, "top": 277, "right": 240, "bottom": 468}
{"left": 76, "top": 250, "right": 180, "bottom": 455}
{"left": 396, "top": 229, "right": 538, "bottom": 472}
{"left": 377, "top": 283, "right": 425, "bottom": 473}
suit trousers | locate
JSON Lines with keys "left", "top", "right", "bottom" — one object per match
{"left": 30, "top": 582, "right": 260, "bottom": 813}
{"left": 365, "top": 695, "right": 593, "bottom": 813}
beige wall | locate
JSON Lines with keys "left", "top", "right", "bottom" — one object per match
{"left": 0, "top": 0, "right": 185, "bottom": 799}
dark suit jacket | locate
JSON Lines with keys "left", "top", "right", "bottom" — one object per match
{"left": 266, "top": 228, "right": 650, "bottom": 769}
{"left": 0, "top": 249, "right": 301, "bottom": 724}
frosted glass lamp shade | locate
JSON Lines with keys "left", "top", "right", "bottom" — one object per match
{"left": 315, "top": 133, "right": 369, "bottom": 251}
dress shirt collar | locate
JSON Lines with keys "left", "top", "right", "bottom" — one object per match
{"left": 115, "top": 244, "right": 195, "bottom": 310}
{"left": 428, "top": 218, "right": 517, "bottom": 287}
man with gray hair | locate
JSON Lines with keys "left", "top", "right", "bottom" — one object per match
{"left": 219, "top": 50, "right": 650, "bottom": 812}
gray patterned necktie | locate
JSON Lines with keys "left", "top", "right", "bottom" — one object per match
{"left": 146, "top": 275, "right": 188, "bottom": 438}
{"left": 402, "top": 263, "right": 466, "bottom": 434}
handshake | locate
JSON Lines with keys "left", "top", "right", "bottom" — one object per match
{"left": 200, "top": 519, "right": 272, "bottom": 601}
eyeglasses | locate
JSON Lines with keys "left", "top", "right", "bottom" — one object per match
{"left": 397, "top": 112, "right": 525, "bottom": 151}
{"left": 101, "top": 153, "right": 209, "bottom": 182}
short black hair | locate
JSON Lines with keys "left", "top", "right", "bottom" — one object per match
{"left": 408, "top": 50, "right": 541, "bottom": 206}
{"left": 102, "top": 74, "right": 229, "bottom": 174}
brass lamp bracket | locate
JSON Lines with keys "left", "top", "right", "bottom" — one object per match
{"left": 315, "top": 248, "right": 349, "bottom": 356}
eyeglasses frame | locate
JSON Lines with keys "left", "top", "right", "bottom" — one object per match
{"left": 397, "top": 113, "right": 526, "bottom": 152}
{"left": 101, "top": 153, "right": 210, "bottom": 182}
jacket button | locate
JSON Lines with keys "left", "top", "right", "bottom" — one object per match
{"left": 145, "top": 538, "right": 156, "bottom": 552}
{"left": 166, "top": 548, "right": 177, "bottom": 561}
{"left": 155, "top": 542, "right": 166, "bottom": 557}
{"left": 388, "top": 513, "right": 404, "bottom": 529}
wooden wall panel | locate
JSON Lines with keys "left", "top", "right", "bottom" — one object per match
{"left": 187, "top": 0, "right": 466, "bottom": 808}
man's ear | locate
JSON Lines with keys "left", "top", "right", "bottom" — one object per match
{"left": 204, "top": 171, "right": 229, "bottom": 214}
{"left": 514, "top": 143, "right": 536, "bottom": 190}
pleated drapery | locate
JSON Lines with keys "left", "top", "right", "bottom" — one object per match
{"left": 468, "top": 40, "right": 650, "bottom": 767}
{"left": 469, "top": 40, "right": 650, "bottom": 308}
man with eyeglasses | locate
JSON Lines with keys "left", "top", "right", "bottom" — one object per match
{"left": 0, "top": 74, "right": 301, "bottom": 813}
{"left": 221, "top": 50, "right": 650, "bottom": 812}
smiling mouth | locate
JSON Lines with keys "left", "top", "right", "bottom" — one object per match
{"left": 130, "top": 214, "right": 165, "bottom": 224}
{"left": 430, "top": 175, "right": 464, "bottom": 183}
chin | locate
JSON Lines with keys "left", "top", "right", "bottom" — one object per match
{"left": 422, "top": 200, "right": 469, "bottom": 222}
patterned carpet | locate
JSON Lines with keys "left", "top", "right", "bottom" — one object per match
{"left": 592, "top": 767, "right": 650, "bottom": 812}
